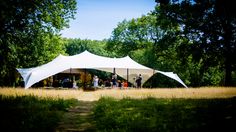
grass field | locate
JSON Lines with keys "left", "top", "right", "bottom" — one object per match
{"left": 0, "top": 94, "right": 77, "bottom": 131}
{"left": 1, "top": 87, "right": 236, "bottom": 131}
{"left": 0, "top": 87, "right": 236, "bottom": 100}
{"left": 94, "top": 97, "right": 236, "bottom": 131}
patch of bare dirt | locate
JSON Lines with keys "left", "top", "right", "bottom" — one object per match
{"left": 56, "top": 101, "right": 97, "bottom": 132}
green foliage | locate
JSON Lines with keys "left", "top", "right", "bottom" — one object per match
{"left": 107, "top": 15, "right": 157, "bottom": 57}
{"left": 144, "top": 73, "right": 181, "bottom": 88}
{"left": 18, "top": 33, "right": 66, "bottom": 68}
{"left": 155, "top": 0, "right": 236, "bottom": 86}
{"left": 202, "top": 66, "right": 224, "bottom": 86}
{"left": 0, "top": 94, "right": 77, "bottom": 131}
{"left": 107, "top": 12, "right": 190, "bottom": 87}
{"left": 1, "top": 0, "right": 234, "bottom": 88}
{"left": 64, "top": 38, "right": 116, "bottom": 57}
{"left": 0, "top": 0, "right": 77, "bottom": 86}
{"left": 106, "top": 1, "right": 236, "bottom": 87}
{"left": 94, "top": 97, "right": 236, "bottom": 132}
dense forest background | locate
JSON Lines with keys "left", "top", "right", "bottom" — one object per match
{"left": 0, "top": 0, "right": 235, "bottom": 87}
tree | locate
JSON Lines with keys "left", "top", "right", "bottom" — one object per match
{"left": 64, "top": 38, "right": 116, "bottom": 57}
{"left": 107, "top": 15, "right": 159, "bottom": 66}
{"left": 107, "top": 13, "right": 190, "bottom": 87}
{"left": 64, "top": 38, "right": 87, "bottom": 55}
{"left": 155, "top": 0, "right": 236, "bottom": 86}
{"left": 107, "top": 3, "right": 227, "bottom": 87}
{"left": 0, "top": 0, "right": 77, "bottom": 86}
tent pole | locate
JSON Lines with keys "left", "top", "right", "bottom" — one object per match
{"left": 70, "top": 68, "right": 72, "bottom": 87}
{"left": 127, "top": 68, "right": 129, "bottom": 87}
{"left": 151, "top": 69, "right": 155, "bottom": 88}
{"left": 84, "top": 69, "right": 87, "bottom": 90}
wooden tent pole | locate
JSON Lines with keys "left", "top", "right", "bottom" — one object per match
{"left": 127, "top": 68, "right": 129, "bottom": 87}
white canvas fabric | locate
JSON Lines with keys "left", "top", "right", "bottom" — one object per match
{"left": 17, "top": 50, "right": 188, "bottom": 89}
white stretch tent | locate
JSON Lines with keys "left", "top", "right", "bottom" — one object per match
{"left": 17, "top": 50, "right": 188, "bottom": 89}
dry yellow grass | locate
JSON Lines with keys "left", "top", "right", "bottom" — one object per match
{"left": 0, "top": 87, "right": 236, "bottom": 101}
{"left": 0, "top": 87, "right": 83, "bottom": 99}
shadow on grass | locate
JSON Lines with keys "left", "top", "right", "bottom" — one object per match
{"left": 0, "top": 95, "right": 77, "bottom": 132}
{"left": 1, "top": 94, "right": 235, "bottom": 132}
{"left": 93, "top": 97, "right": 236, "bottom": 132}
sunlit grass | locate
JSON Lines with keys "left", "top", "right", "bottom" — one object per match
{"left": 0, "top": 87, "right": 83, "bottom": 99}
{"left": 0, "top": 87, "right": 236, "bottom": 101}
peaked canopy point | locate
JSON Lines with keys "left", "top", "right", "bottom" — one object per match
{"left": 17, "top": 50, "right": 188, "bottom": 89}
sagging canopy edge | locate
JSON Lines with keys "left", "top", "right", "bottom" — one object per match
{"left": 17, "top": 50, "right": 188, "bottom": 89}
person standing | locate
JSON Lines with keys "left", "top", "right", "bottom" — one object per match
{"left": 49, "top": 76, "right": 53, "bottom": 87}
{"left": 133, "top": 77, "right": 136, "bottom": 88}
{"left": 123, "top": 80, "right": 128, "bottom": 89}
{"left": 111, "top": 73, "right": 117, "bottom": 88}
{"left": 73, "top": 80, "right": 78, "bottom": 89}
{"left": 111, "top": 77, "right": 116, "bottom": 88}
{"left": 93, "top": 75, "right": 99, "bottom": 88}
{"left": 117, "top": 80, "right": 122, "bottom": 89}
{"left": 136, "top": 74, "right": 142, "bottom": 88}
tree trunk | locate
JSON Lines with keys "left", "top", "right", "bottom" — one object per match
{"left": 223, "top": 20, "right": 233, "bottom": 86}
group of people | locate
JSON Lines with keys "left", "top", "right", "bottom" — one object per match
{"left": 93, "top": 73, "right": 142, "bottom": 89}
{"left": 42, "top": 73, "right": 142, "bottom": 89}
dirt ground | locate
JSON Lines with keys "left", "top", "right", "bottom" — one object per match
{"left": 56, "top": 101, "right": 97, "bottom": 132}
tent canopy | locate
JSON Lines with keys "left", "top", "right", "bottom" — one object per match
{"left": 17, "top": 50, "right": 188, "bottom": 89}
